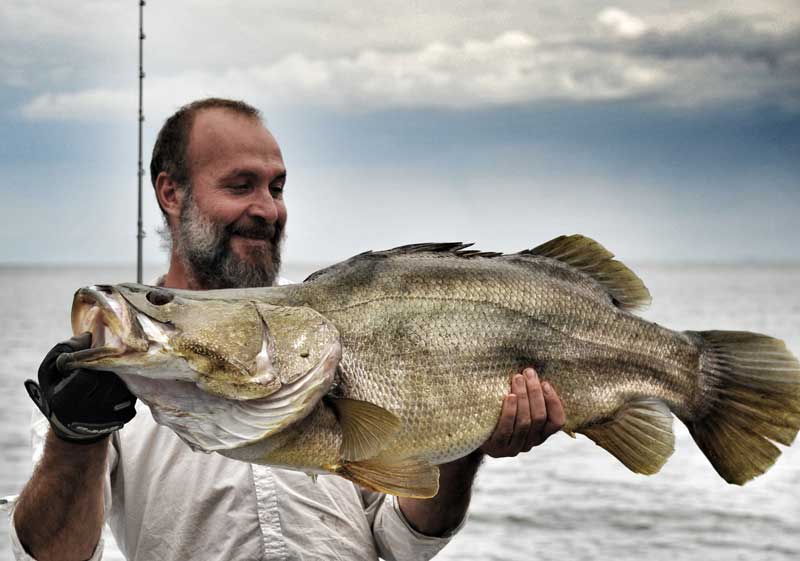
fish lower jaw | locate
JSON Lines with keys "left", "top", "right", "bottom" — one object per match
{"left": 56, "top": 345, "right": 127, "bottom": 370}
{"left": 111, "top": 352, "right": 202, "bottom": 382}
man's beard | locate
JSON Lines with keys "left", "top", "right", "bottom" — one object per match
{"left": 175, "top": 190, "right": 284, "bottom": 289}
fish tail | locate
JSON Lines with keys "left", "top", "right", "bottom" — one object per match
{"left": 687, "top": 330, "right": 800, "bottom": 484}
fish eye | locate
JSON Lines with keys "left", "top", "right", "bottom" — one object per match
{"left": 146, "top": 289, "right": 174, "bottom": 306}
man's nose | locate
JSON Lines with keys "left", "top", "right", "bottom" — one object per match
{"left": 246, "top": 188, "right": 279, "bottom": 222}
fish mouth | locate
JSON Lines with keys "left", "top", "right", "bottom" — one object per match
{"left": 57, "top": 285, "right": 151, "bottom": 371}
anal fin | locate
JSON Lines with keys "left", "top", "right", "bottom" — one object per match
{"left": 330, "top": 398, "right": 402, "bottom": 461}
{"left": 331, "top": 457, "right": 440, "bottom": 499}
{"left": 579, "top": 399, "right": 675, "bottom": 475}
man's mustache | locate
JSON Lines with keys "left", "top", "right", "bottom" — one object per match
{"left": 227, "top": 219, "right": 280, "bottom": 242}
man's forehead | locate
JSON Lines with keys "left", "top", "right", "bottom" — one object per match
{"left": 187, "top": 108, "right": 283, "bottom": 171}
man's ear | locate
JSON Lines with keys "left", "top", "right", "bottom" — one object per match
{"left": 155, "top": 172, "right": 183, "bottom": 223}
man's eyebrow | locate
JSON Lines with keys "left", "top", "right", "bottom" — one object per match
{"left": 221, "top": 169, "right": 258, "bottom": 181}
{"left": 220, "top": 169, "right": 286, "bottom": 182}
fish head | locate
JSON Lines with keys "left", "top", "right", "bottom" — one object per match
{"left": 61, "top": 283, "right": 341, "bottom": 403}
{"left": 59, "top": 283, "right": 342, "bottom": 452}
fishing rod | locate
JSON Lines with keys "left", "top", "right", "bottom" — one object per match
{"left": 136, "top": 0, "right": 146, "bottom": 283}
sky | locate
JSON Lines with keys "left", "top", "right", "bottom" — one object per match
{"left": 1, "top": 0, "right": 798, "bottom": 267}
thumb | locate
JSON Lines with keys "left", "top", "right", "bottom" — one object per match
{"left": 24, "top": 379, "right": 50, "bottom": 417}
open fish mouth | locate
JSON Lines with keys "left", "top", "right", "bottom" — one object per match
{"left": 57, "top": 285, "right": 151, "bottom": 370}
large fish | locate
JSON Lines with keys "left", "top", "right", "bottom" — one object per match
{"left": 59, "top": 235, "right": 800, "bottom": 498}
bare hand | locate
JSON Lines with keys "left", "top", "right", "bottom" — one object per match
{"left": 480, "top": 367, "right": 565, "bottom": 458}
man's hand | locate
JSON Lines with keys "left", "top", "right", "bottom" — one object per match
{"left": 24, "top": 332, "right": 137, "bottom": 444}
{"left": 481, "top": 367, "right": 565, "bottom": 457}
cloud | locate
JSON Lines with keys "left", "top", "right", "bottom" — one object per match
{"left": 17, "top": 29, "right": 668, "bottom": 119}
{"left": 13, "top": 5, "right": 800, "bottom": 120}
{"left": 20, "top": 89, "right": 137, "bottom": 121}
{"left": 597, "top": 8, "right": 648, "bottom": 38}
{"left": 629, "top": 14, "right": 800, "bottom": 68}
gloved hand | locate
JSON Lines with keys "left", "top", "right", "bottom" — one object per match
{"left": 24, "top": 332, "right": 137, "bottom": 444}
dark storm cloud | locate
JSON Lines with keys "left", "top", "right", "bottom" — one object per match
{"left": 628, "top": 15, "right": 800, "bottom": 68}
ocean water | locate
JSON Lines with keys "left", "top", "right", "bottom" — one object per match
{"left": 1, "top": 264, "right": 798, "bottom": 561}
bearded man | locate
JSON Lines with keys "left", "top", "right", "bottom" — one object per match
{"left": 12, "top": 98, "right": 564, "bottom": 561}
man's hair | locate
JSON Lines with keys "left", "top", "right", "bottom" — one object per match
{"left": 150, "top": 98, "right": 262, "bottom": 213}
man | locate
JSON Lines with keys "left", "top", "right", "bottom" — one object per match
{"left": 11, "top": 98, "right": 565, "bottom": 561}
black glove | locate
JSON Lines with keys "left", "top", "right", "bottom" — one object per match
{"left": 24, "top": 333, "right": 137, "bottom": 444}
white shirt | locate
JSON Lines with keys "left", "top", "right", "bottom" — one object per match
{"left": 9, "top": 405, "right": 461, "bottom": 561}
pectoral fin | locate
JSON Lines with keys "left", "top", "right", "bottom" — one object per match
{"left": 579, "top": 399, "right": 675, "bottom": 475}
{"left": 331, "top": 457, "right": 440, "bottom": 498}
{"left": 330, "top": 398, "right": 402, "bottom": 461}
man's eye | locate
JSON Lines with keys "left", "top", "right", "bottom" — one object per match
{"left": 230, "top": 183, "right": 251, "bottom": 191}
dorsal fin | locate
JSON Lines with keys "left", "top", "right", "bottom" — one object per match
{"left": 383, "top": 242, "right": 473, "bottom": 254}
{"left": 377, "top": 242, "right": 505, "bottom": 259}
{"left": 304, "top": 243, "right": 474, "bottom": 282}
{"left": 306, "top": 236, "right": 651, "bottom": 312}
{"left": 525, "top": 234, "right": 651, "bottom": 311}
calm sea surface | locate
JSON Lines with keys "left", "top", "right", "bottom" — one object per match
{"left": 2, "top": 264, "right": 799, "bottom": 561}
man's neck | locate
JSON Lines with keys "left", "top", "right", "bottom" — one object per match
{"left": 162, "top": 252, "right": 198, "bottom": 290}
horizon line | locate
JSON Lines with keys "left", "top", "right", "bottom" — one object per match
{"left": 1, "top": 259, "right": 799, "bottom": 269}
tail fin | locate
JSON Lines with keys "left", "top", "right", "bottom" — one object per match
{"left": 687, "top": 330, "right": 800, "bottom": 484}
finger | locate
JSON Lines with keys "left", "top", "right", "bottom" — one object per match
{"left": 43, "top": 333, "right": 93, "bottom": 367}
{"left": 24, "top": 380, "right": 49, "bottom": 417}
{"left": 484, "top": 394, "right": 517, "bottom": 456}
{"left": 523, "top": 368, "right": 547, "bottom": 450}
{"left": 508, "top": 374, "right": 532, "bottom": 453}
{"left": 54, "top": 333, "right": 94, "bottom": 373}
{"left": 541, "top": 381, "right": 566, "bottom": 439}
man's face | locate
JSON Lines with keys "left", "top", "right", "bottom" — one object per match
{"left": 175, "top": 108, "right": 288, "bottom": 289}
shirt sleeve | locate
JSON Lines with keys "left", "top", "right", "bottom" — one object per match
{"left": 7, "top": 408, "right": 116, "bottom": 561}
{"left": 362, "top": 490, "right": 466, "bottom": 561}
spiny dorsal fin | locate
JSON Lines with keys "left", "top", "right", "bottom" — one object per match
{"left": 303, "top": 243, "right": 477, "bottom": 282}
{"left": 579, "top": 399, "right": 675, "bottom": 475}
{"left": 371, "top": 242, "right": 505, "bottom": 259}
{"left": 383, "top": 242, "right": 473, "bottom": 254}
{"left": 525, "top": 234, "right": 652, "bottom": 311}
{"left": 332, "top": 457, "right": 440, "bottom": 498}
{"left": 330, "top": 398, "right": 402, "bottom": 461}
{"left": 380, "top": 242, "right": 505, "bottom": 259}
